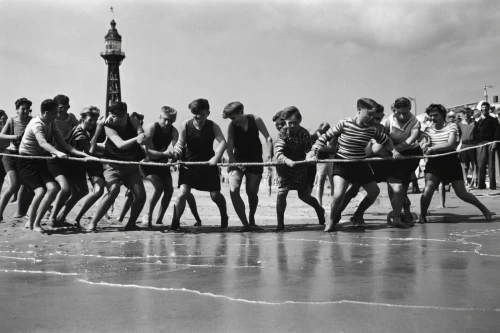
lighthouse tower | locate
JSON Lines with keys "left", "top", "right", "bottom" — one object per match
{"left": 101, "top": 20, "right": 126, "bottom": 114}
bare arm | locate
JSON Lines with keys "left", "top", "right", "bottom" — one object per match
{"left": 53, "top": 129, "right": 88, "bottom": 158}
{"left": 0, "top": 119, "right": 18, "bottom": 141}
{"left": 395, "top": 127, "right": 420, "bottom": 151}
{"left": 226, "top": 123, "right": 236, "bottom": 162}
{"left": 211, "top": 122, "right": 227, "bottom": 164}
{"left": 172, "top": 120, "right": 187, "bottom": 160}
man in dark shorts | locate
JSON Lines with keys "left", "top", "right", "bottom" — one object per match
{"left": 87, "top": 101, "right": 148, "bottom": 232}
{"left": 223, "top": 101, "right": 272, "bottom": 231}
{"left": 170, "top": 98, "right": 228, "bottom": 230}
{"left": 139, "top": 106, "right": 178, "bottom": 227}
{"left": 18, "top": 99, "right": 90, "bottom": 233}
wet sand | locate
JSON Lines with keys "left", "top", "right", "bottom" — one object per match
{"left": 1, "top": 176, "right": 500, "bottom": 332}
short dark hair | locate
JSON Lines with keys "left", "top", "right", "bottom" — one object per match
{"left": 0, "top": 110, "right": 7, "bottom": 118}
{"left": 15, "top": 97, "right": 32, "bottom": 110}
{"left": 282, "top": 106, "right": 302, "bottom": 121}
{"left": 272, "top": 111, "right": 284, "bottom": 122}
{"left": 375, "top": 103, "right": 385, "bottom": 113}
{"left": 40, "top": 99, "right": 58, "bottom": 113}
{"left": 222, "top": 102, "right": 244, "bottom": 119}
{"left": 357, "top": 98, "right": 378, "bottom": 110}
{"left": 425, "top": 103, "right": 447, "bottom": 119}
{"left": 481, "top": 102, "right": 490, "bottom": 110}
{"left": 130, "top": 112, "right": 144, "bottom": 121}
{"left": 108, "top": 101, "right": 128, "bottom": 115}
{"left": 394, "top": 97, "right": 411, "bottom": 109}
{"left": 54, "top": 94, "right": 70, "bottom": 105}
{"left": 188, "top": 98, "right": 210, "bottom": 115}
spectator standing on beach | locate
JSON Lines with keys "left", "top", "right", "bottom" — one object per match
{"left": 458, "top": 108, "right": 477, "bottom": 187}
{"left": 223, "top": 101, "right": 272, "bottom": 231}
{"left": 170, "top": 98, "right": 228, "bottom": 230}
{"left": 473, "top": 102, "right": 500, "bottom": 190}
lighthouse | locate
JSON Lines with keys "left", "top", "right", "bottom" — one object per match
{"left": 101, "top": 20, "right": 126, "bottom": 114}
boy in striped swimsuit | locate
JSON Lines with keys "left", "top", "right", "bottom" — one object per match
{"left": 307, "top": 98, "right": 402, "bottom": 232}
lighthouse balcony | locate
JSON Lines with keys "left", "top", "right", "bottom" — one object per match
{"left": 100, "top": 51, "right": 125, "bottom": 56}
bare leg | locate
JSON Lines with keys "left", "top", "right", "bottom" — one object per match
{"left": 452, "top": 180, "right": 492, "bottom": 220}
{"left": 154, "top": 176, "right": 173, "bottom": 225}
{"left": 123, "top": 180, "right": 146, "bottom": 230}
{"left": 276, "top": 189, "right": 289, "bottom": 231}
{"left": 387, "top": 178, "right": 409, "bottom": 229}
{"left": 88, "top": 182, "right": 121, "bottom": 231}
{"left": 187, "top": 192, "right": 202, "bottom": 226}
{"left": 439, "top": 182, "right": 446, "bottom": 208}
{"left": 26, "top": 187, "right": 45, "bottom": 231}
{"left": 118, "top": 191, "right": 133, "bottom": 222}
{"left": 34, "top": 181, "right": 60, "bottom": 232}
{"left": 298, "top": 187, "right": 325, "bottom": 225}
{"left": 340, "top": 183, "right": 361, "bottom": 215}
{"left": 143, "top": 175, "right": 164, "bottom": 227}
{"left": 49, "top": 175, "right": 71, "bottom": 226}
{"left": 325, "top": 176, "right": 351, "bottom": 232}
{"left": 171, "top": 185, "right": 191, "bottom": 230}
{"left": 0, "top": 170, "right": 20, "bottom": 221}
{"left": 74, "top": 178, "right": 105, "bottom": 227}
{"left": 210, "top": 190, "right": 228, "bottom": 228}
{"left": 316, "top": 174, "right": 327, "bottom": 206}
{"left": 352, "top": 181, "right": 380, "bottom": 225}
{"left": 246, "top": 173, "right": 262, "bottom": 226}
{"left": 229, "top": 170, "right": 249, "bottom": 227}
{"left": 15, "top": 185, "right": 33, "bottom": 217}
{"left": 56, "top": 183, "right": 89, "bottom": 224}
{"left": 419, "top": 173, "right": 440, "bottom": 223}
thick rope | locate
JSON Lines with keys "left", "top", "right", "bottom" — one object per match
{"left": 0, "top": 140, "right": 498, "bottom": 167}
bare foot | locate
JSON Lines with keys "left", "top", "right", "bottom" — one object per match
{"left": 86, "top": 224, "right": 97, "bottom": 232}
{"left": 386, "top": 211, "right": 394, "bottom": 226}
{"left": 418, "top": 215, "right": 427, "bottom": 224}
{"left": 351, "top": 215, "right": 366, "bottom": 226}
{"left": 33, "top": 226, "right": 45, "bottom": 234}
{"left": 392, "top": 216, "right": 409, "bottom": 229}
{"left": 324, "top": 219, "right": 336, "bottom": 232}
{"left": 238, "top": 225, "right": 251, "bottom": 232}
{"left": 317, "top": 207, "right": 326, "bottom": 225}
{"left": 123, "top": 224, "right": 142, "bottom": 231}
{"left": 193, "top": 221, "right": 202, "bottom": 227}
{"left": 275, "top": 224, "right": 285, "bottom": 232}
{"left": 220, "top": 214, "right": 229, "bottom": 229}
{"left": 24, "top": 221, "right": 32, "bottom": 230}
{"left": 484, "top": 210, "right": 493, "bottom": 222}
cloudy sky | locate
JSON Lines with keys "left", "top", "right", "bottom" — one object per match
{"left": 1, "top": 0, "right": 499, "bottom": 136}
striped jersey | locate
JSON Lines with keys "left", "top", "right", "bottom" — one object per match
{"left": 424, "top": 123, "right": 459, "bottom": 147}
{"left": 312, "top": 117, "right": 389, "bottom": 160}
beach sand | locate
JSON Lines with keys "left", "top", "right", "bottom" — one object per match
{"left": 1, "top": 174, "right": 499, "bottom": 332}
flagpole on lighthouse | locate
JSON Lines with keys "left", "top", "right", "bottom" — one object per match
{"left": 110, "top": 6, "right": 114, "bottom": 19}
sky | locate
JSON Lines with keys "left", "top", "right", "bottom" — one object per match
{"left": 1, "top": 0, "right": 500, "bottom": 137}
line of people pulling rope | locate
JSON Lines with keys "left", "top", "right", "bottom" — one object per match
{"left": 0, "top": 96, "right": 496, "bottom": 234}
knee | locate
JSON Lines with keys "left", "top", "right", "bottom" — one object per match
{"left": 229, "top": 185, "right": 241, "bottom": 195}
{"left": 246, "top": 188, "right": 258, "bottom": 200}
{"left": 46, "top": 184, "right": 61, "bottom": 197}
{"left": 107, "top": 184, "right": 121, "bottom": 199}
{"left": 210, "top": 191, "right": 222, "bottom": 201}
{"left": 367, "top": 187, "right": 380, "bottom": 198}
